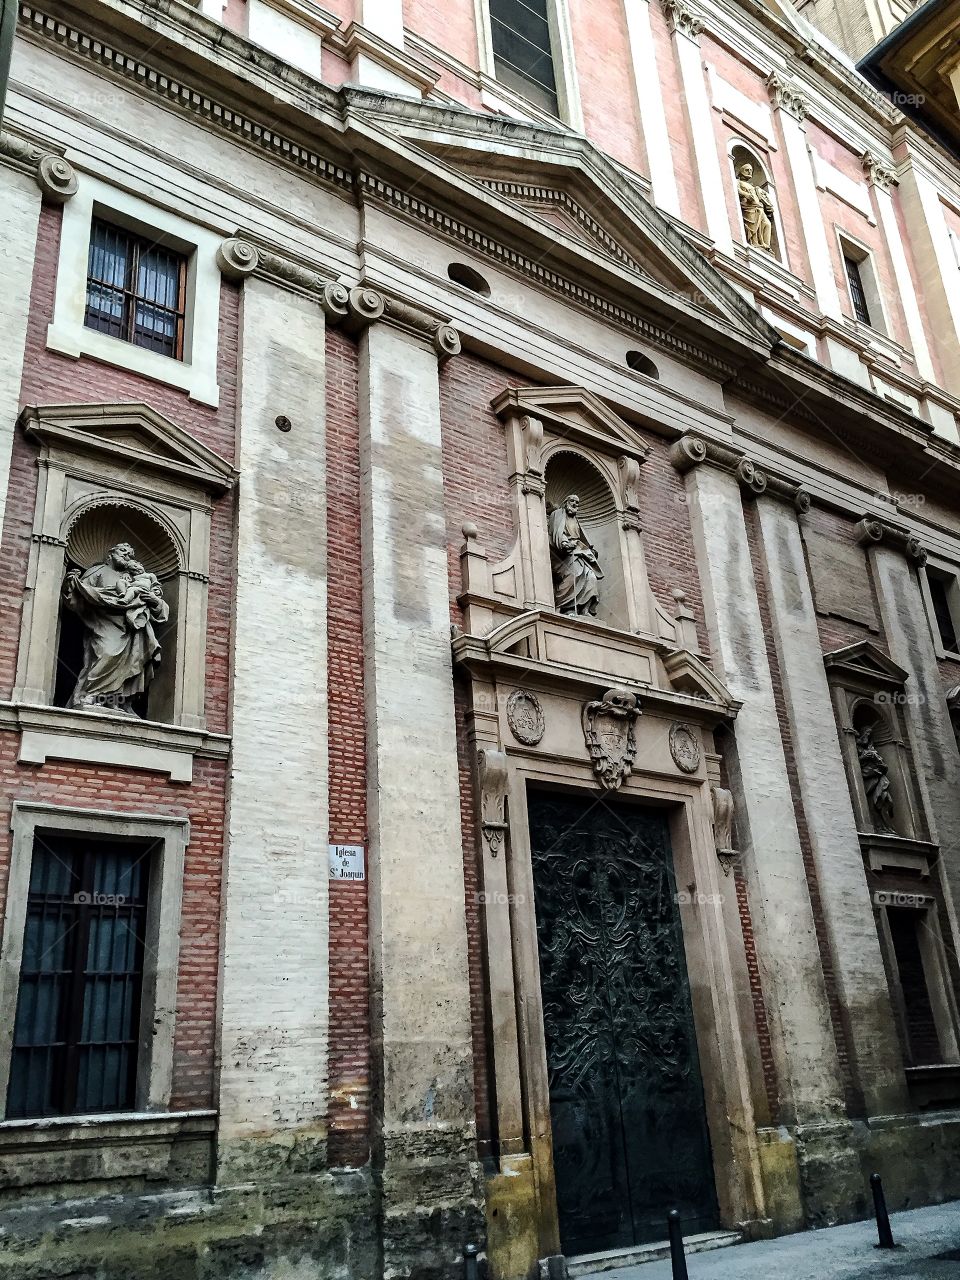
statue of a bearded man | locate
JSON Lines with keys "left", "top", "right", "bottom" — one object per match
{"left": 62, "top": 541, "right": 169, "bottom": 716}
{"left": 548, "top": 494, "right": 603, "bottom": 617}
{"left": 736, "top": 162, "right": 775, "bottom": 251}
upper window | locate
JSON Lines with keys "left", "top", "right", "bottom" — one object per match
{"left": 488, "top": 0, "right": 559, "bottom": 115}
{"left": 925, "top": 566, "right": 960, "bottom": 657}
{"left": 7, "top": 832, "right": 151, "bottom": 1119}
{"left": 85, "top": 219, "right": 187, "bottom": 361}
{"left": 843, "top": 253, "right": 871, "bottom": 326}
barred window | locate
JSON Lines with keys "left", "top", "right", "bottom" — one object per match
{"left": 84, "top": 219, "right": 187, "bottom": 360}
{"left": 489, "top": 0, "right": 559, "bottom": 115}
{"left": 843, "top": 253, "right": 872, "bottom": 326}
{"left": 7, "top": 833, "right": 151, "bottom": 1119}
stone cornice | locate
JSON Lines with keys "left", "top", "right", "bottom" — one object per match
{"left": 669, "top": 433, "right": 812, "bottom": 510}
{"left": 217, "top": 235, "right": 338, "bottom": 298}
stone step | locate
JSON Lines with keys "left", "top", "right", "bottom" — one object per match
{"left": 567, "top": 1229, "right": 743, "bottom": 1276}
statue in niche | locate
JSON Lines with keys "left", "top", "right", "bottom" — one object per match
{"left": 548, "top": 494, "right": 603, "bottom": 617}
{"left": 62, "top": 541, "right": 169, "bottom": 716}
{"left": 855, "top": 724, "right": 896, "bottom": 832}
{"left": 736, "top": 162, "right": 775, "bottom": 252}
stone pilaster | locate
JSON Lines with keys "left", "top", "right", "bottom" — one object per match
{"left": 0, "top": 151, "right": 43, "bottom": 530}
{"left": 672, "top": 443, "right": 847, "bottom": 1120}
{"left": 356, "top": 302, "right": 482, "bottom": 1278}
{"left": 218, "top": 276, "right": 331, "bottom": 1178}
{"left": 868, "top": 531, "right": 960, "bottom": 983}
{"left": 624, "top": 0, "right": 681, "bottom": 216}
{"left": 755, "top": 494, "right": 909, "bottom": 1117}
{"left": 660, "top": 0, "right": 733, "bottom": 254}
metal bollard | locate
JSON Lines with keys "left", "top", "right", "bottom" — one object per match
{"left": 668, "top": 1209, "right": 689, "bottom": 1280}
{"left": 870, "top": 1173, "right": 895, "bottom": 1249}
{"left": 464, "top": 1241, "right": 480, "bottom": 1280}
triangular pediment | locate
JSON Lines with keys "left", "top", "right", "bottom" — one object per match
{"left": 823, "top": 641, "right": 909, "bottom": 687}
{"left": 491, "top": 385, "right": 650, "bottom": 460}
{"left": 348, "top": 95, "right": 779, "bottom": 357}
{"left": 20, "top": 402, "right": 237, "bottom": 493}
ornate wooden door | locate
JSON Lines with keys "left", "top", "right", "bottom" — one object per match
{"left": 528, "top": 790, "right": 718, "bottom": 1256}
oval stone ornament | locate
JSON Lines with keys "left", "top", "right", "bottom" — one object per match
{"left": 507, "top": 689, "right": 545, "bottom": 746}
{"left": 669, "top": 722, "right": 701, "bottom": 773}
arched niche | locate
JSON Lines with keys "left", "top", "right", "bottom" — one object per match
{"left": 55, "top": 500, "right": 183, "bottom": 722}
{"left": 544, "top": 450, "right": 628, "bottom": 632}
{"left": 849, "top": 699, "right": 910, "bottom": 838}
{"left": 730, "top": 142, "right": 783, "bottom": 262}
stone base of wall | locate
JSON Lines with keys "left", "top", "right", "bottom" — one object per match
{"left": 0, "top": 1171, "right": 377, "bottom": 1280}
{"left": 769, "top": 1110, "right": 960, "bottom": 1232}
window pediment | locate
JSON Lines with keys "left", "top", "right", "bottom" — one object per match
{"left": 823, "top": 641, "right": 910, "bottom": 690}
{"left": 492, "top": 385, "right": 650, "bottom": 463}
{"left": 19, "top": 403, "right": 237, "bottom": 496}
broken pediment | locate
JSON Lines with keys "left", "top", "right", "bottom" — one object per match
{"left": 823, "top": 641, "right": 910, "bottom": 689}
{"left": 19, "top": 402, "right": 237, "bottom": 494}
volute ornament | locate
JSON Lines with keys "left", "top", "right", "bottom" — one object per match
{"left": 36, "top": 154, "right": 78, "bottom": 204}
{"left": 477, "top": 748, "right": 510, "bottom": 857}
{"left": 582, "top": 687, "right": 641, "bottom": 791}
{"left": 506, "top": 688, "right": 545, "bottom": 746}
{"left": 216, "top": 237, "right": 260, "bottom": 281}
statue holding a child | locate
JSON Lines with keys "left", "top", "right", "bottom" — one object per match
{"left": 62, "top": 541, "right": 169, "bottom": 716}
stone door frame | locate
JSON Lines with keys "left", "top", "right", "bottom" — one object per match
{"left": 471, "top": 683, "right": 769, "bottom": 1263}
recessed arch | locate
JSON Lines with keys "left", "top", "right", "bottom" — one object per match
{"left": 729, "top": 140, "right": 783, "bottom": 263}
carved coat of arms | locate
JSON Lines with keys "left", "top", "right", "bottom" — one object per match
{"left": 582, "top": 687, "right": 641, "bottom": 790}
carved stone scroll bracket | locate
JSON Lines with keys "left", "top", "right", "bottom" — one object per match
{"left": 669, "top": 433, "right": 810, "bottom": 509}
{"left": 0, "top": 134, "right": 79, "bottom": 203}
{"left": 520, "top": 415, "right": 545, "bottom": 496}
{"left": 477, "top": 747, "right": 510, "bottom": 857}
{"left": 36, "top": 154, "right": 78, "bottom": 204}
{"left": 711, "top": 785, "right": 740, "bottom": 876}
{"left": 660, "top": 0, "right": 703, "bottom": 39}
{"left": 854, "top": 515, "right": 927, "bottom": 565}
{"left": 618, "top": 455, "right": 643, "bottom": 531}
{"left": 582, "top": 687, "right": 641, "bottom": 791}
{"left": 766, "top": 72, "right": 808, "bottom": 122}
{"left": 323, "top": 282, "right": 461, "bottom": 361}
{"left": 217, "top": 237, "right": 260, "bottom": 282}
{"left": 862, "top": 151, "right": 898, "bottom": 192}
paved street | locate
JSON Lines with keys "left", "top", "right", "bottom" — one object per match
{"left": 578, "top": 1201, "right": 960, "bottom": 1279}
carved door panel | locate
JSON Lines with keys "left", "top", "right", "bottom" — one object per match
{"left": 528, "top": 790, "right": 718, "bottom": 1256}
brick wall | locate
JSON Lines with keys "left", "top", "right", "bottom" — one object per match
{"left": 324, "top": 327, "right": 371, "bottom": 1167}
{"left": 0, "top": 203, "right": 238, "bottom": 1114}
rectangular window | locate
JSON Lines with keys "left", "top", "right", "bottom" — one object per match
{"left": 489, "top": 0, "right": 559, "bottom": 115}
{"left": 7, "top": 834, "right": 151, "bottom": 1119}
{"left": 888, "top": 907, "right": 942, "bottom": 1066}
{"left": 928, "top": 569, "right": 960, "bottom": 655}
{"left": 843, "top": 253, "right": 871, "bottom": 325}
{"left": 84, "top": 219, "right": 187, "bottom": 361}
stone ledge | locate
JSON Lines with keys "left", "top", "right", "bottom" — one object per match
{"left": 0, "top": 703, "right": 231, "bottom": 783}
{"left": 0, "top": 1111, "right": 216, "bottom": 1206}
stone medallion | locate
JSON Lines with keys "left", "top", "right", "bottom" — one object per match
{"left": 507, "top": 688, "right": 545, "bottom": 746}
{"left": 669, "top": 722, "right": 701, "bottom": 774}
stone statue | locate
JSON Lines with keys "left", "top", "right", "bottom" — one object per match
{"left": 736, "top": 162, "right": 775, "bottom": 251}
{"left": 62, "top": 541, "right": 170, "bottom": 716}
{"left": 855, "top": 725, "right": 896, "bottom": 832}
{"left": 548, "top": 494, "right": 603, "bottom": 617}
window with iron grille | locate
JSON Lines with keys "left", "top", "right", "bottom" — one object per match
{"left": 7, "top": 833, "right": 151, "bottom": 1119}
{"left": 84, "top": 219, "right": 187, "bottom": 361}
{"left": 489, "top": 0, "right": 559, "bottom": 115}
{"left": 928, "top": 569, "right": 960, "bottom": 655}
{"left": 843, "top": 253, "right": 872, "bottom": 326}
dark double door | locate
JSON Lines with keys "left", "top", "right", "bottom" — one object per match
{"left": 528, "top": 790, "right": 718, "bottom": 1257}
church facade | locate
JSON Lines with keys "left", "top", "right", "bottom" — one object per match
{"left": 0, "top": 0, "right": 959, "bottom": 1277}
